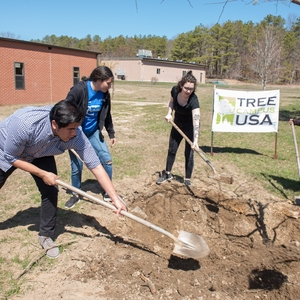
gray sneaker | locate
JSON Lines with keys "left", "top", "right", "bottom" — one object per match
{"left": 65, "top": 194, "right": 81, "bottom": 209}
{"left": 103, "top": 193, "right": 125, "bottom": 202}
{"left": 103, "top": 192, "right": 111, "bottom": 202}
{"left": 184, "top": 179, "right": 191, "bottom": 186}
{"left": 38, "top": 235, "right": 60, "bottom": 259}
{"left": 102, "top": 193, "right": 127, "bottom": 209}
{"left": 156, "top": 171, "right": 173, "bottom": 184}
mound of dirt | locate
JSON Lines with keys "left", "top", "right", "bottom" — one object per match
{"left": 9, "top": 172, "right": 300, "bottom": 300}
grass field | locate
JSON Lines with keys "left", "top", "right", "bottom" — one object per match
{"left": 1, "top": 80, "right": 300, "bottom": 298}
{"left": 108, "top": 80, "right": 300, "bottom": 201}
{"left": 1, "top": 80, "right": 300, "bottom": 201}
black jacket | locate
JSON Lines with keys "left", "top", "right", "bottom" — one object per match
{"left": 66, "top": 80, "right": 115, "bottom": 139}
{"left": 293, "top": 118, "right": 300, "bottom": 126}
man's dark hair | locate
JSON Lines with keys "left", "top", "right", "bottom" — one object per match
{"left": 50, "top": 99, "right": 84, "bottom": 128}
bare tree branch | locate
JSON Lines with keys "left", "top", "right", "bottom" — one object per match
{"left": 251, "top": 25, "right": 282, "bottom": 89}
{"left": 218, "top": 0, "right": 230, "bottom": 24}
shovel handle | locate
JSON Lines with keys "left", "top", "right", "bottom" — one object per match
{"left": 169, "top": 119, "right": 217, "bottom": 174}
{"left": 70, "top": 149, "right": 83, "bottom": 162}
{"left": 56, "top": 179, "right": 178, "bottom": 242}
{"left": 291, "top": 123, "right": 300, "bottom": 179}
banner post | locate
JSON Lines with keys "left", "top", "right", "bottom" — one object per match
{"left": 274, "top": 132, "right": 278, "bottom": 159}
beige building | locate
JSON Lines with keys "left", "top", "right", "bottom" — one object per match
{"left": 101, "top": 57, "right": 206, "bottom": 84}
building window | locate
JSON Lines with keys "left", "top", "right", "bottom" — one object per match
{"left": 182, "top": 70, "right": 187, "bottom": 77}
{"left": 200, "top": 73, "right": 203, "bottom": 83}
{"left": 73, "top": 67, "right": 80, "bottom": 85}
{"left": 14, "top": 62, "right": 25, "bottom": 90}
{"left": 157, "top": 68, "right": 160, "bottom": 74}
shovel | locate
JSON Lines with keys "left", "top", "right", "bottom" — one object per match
{"left": 291, "top": 122, "right": 300, "bottom": 180}
{"left": 56, "top": 179, "right": 210, "bottom": 259}
{"left": 169, "top": 119, "right": 233, "bottom": 184}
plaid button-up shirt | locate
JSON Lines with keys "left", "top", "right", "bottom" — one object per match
{"left": 0, "top": 105, "right": 100, "bottom": 172}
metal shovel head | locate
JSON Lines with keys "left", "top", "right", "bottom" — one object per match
{"left": 173, "top": 231, "right": 210, "bottom": 259}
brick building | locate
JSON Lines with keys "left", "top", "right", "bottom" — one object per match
{"left": 0, "top": 37, "right": 100, "bottom": 106}
{"left": 0, "top": 39, "right": 206, "bottom": 106}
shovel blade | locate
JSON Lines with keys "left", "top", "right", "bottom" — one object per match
{"left": 173, "top": 231, "right": 210, "bottom": 259}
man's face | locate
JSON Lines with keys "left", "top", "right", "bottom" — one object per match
{"left": 51, "top": 121, "right": 80, "bottom": 142}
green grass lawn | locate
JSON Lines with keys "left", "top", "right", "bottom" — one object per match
{"left": 111, "top": 81, "right": 300, "bottom": 200}
{"left": 1, "top": 80, "right": 300, "bottom": 299}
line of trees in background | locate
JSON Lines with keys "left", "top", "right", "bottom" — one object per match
{"left": 30, "top": 14, "right": 300, "bottom": 88}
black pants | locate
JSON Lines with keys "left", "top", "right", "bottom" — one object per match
{"left": 166, "top": 123, "right": 194, "bottom": 179}
{"left": 0, "top": 156, "right": 58, "bottom": 237}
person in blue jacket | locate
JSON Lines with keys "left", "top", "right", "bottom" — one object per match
{"left": 65, "top": 66, "right": 120, "bottom": 209}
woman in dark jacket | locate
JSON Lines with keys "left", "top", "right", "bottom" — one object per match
{"left": 65, "top": 66, "right": 118, "bottom": 208}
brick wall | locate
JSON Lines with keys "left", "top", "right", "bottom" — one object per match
{"left": 0, "top": 39, "right": 98, "bottom": 106}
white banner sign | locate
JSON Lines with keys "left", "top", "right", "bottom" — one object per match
{"left": 212, "top": 89, "right": 280, "bottom": 133}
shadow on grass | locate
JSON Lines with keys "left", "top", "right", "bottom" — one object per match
{"left": 201, "top": 146, "right": 262, "bottom": 155}
{"left": 0, "top": 177, "right": 167, "bottom": 257}
{"left": 0, "top": 206, "right": 108, "bottom": 238}
{"left": 279, "top": 109, "right": 300, "bottom": 122}
{"left": 261, "top": 173, "right": 300, "bottom": 199}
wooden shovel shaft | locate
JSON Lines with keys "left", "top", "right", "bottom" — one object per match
{"left": 169, "top": 119, "right": 233, "bottom": 184}
{"left": 70, "top": 149, "right": 83, "bottom": 162}
{"left": 291, "top": 123, "right": 300, "bottom": 179}
{"left": 56, "top": 179, "right": 179, "bottom": 242}
{"left": 169, "top": 119, "right": 217, "bottom": 174}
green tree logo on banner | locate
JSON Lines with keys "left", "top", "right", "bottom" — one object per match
{"left": 216, "top": 97, "right": 235, "bottom": 125}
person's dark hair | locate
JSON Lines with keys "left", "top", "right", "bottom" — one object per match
{"left": 89, "top": 66, "right": 114, "bottom": 82}
{"left": 50, "top": 99, "right": 84, "bottom": 128}
{"left": 89, "top": 65, "right": 114, "bottom": 96}
{"left": 176, "top": 70, "right": 197, "bottom": 93}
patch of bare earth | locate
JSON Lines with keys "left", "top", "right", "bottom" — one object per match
{"left": 2, "top": 164, "right": 299, "bottom": 300}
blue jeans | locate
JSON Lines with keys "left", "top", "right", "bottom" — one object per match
{"left": 69, "top": 129, "right": 112, "bottom": 191}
